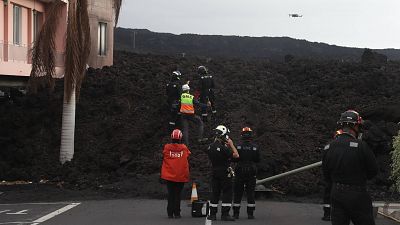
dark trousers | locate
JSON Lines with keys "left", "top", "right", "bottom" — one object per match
{"left": 181, "top": 114, "right": 204, "bottom": 146}
{"left": 200, "top": 90, "right": 216, "bottom": 119}
{"left": 322, "top": 181, "right": 332, "bottom": 216}
{"left": 331, "top": 185, "right": 375, "bottom": 225}
{"left": 168, "top": 101, "right": 180, "bottom": 128}
{"left": 210, "top": 169, "right": 233, "bottom": 216}
{"left": 166, "top": 181, "right": 184, "bottom": 217}
{"left": 233, "top": 167, "right": 256, "bottom": 216}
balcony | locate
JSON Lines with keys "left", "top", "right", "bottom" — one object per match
{"left": 0, "top": 41, "right": 65, "bottom": 77}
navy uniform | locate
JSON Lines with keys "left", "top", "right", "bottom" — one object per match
{"left": 233, "top": 127, "right": 260, "bottom": 219}
{"left": 206, "top": 125, "right": 239, "bottom": 221}
{"left": 322, "top": 110, "right": 378, "bottom": 225}
{"left": 197, "top": 66, "right": 216, "bottom": 122}
{"left": 166, "top": 71, "right": 182, "bottom": 128}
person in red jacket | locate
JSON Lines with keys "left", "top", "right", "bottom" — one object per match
{"left": 161, "top": 129, "right": 191, "bottom": 219}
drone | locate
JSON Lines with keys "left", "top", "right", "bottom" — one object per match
{"left": 289, "top": 14, "right": 303, "bottom": 18}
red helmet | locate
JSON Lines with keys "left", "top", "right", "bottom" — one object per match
{"left": 171, "top": 129, "right": 183, "bottom": 140}
{"left": 241, "top": 127, "right": 253, "bottom": 139}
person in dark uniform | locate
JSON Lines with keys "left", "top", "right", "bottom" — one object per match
{"left": 166, "top": 71, "right": 182, "bottom": 129}
{"left": 197, "top": 66, "right": 216, "bottom": 122}
{"left": 232, "top": 127, "right": 260, "bottom": 219}
{"left": 206, "top": 125, "right": 239, "bottom": 221}
{"left": 322, "top": 110, "right": 378, "bottom": 225}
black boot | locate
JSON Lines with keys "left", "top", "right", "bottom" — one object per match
{"left": 247, "top": 207, "right": 255, "bottom": 219}
{"left": 321, "top": 206, "right": 331, "bottom": 221}
{"left": 233, "top": 206, "right": 240, "bottom": 219}
{"left": 221, "top": 206, "right": 235, "bottom": 221}
{"left": 207, "top": 215, "right": 217, "bottom": 221}
{"left": 221, "top": 215, "right": 235, "bottom": 221}
{"left": 207, "top": 206, "right": 217, "bottom": 221}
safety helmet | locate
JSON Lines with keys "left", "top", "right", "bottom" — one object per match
{"left": 171, "top": 129, "right": 183, "bottom": 140}
{"left": 241, "top": 127, "right": 253, "bottom": 139}
{"left": 182, "top": 84, "right": 190, "bottom": 91}
{"left": 172, "top": 71, "right": 182, "bottom": 80}
{"left": 214, "top": 125, "right": 230, "bottom": 137}
{"left": 337, "top": 110, "right": 363, "bottom": 126}
{"left": 197, "top": 66, "right": 208, "bottom": 75}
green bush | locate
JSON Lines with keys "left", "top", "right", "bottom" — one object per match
{"left": 391, "top": 131, "right": 400, "bottom": 192}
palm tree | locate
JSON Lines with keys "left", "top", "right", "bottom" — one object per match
{"left": 29, "top": 0, "right": 122, "bottom": 164}
{"left": 391, "top": 130, "right": 400, "bottom": 191}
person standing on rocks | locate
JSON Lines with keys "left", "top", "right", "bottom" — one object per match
{"left": 197, "top": 66, "right": 217, "bottom": 123}
{"left": 166, "top": 71, "right": 183, "bottom": 130}
{"left": 232, "top": 127, "right": 260, "bottom": 219}
{"left": 161, "top": 129, "right": 191, "bottom": 219}
{"left": 322, "top": 110, "right": 378, "bottom": 225}
{"left": 180, "top": 84, "right": 208, "bottom": 146}
{"left": 206, "top": 125, "right": 239, "bottom": 221}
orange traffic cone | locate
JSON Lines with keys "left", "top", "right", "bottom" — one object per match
{"left": 191, "top": 182, "right": 199, "bottom": 203}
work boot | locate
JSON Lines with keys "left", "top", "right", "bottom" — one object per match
{"left": 233, "top": 206, "right": 240, "bottom": 219}
{"left": 321, "top": 206, "right": 331, "bottom": 221}
{"left": 221, "top": 215, "right": 235, "bottom": 221}
{"left": 247, "top": 207, "right": 255, "bottom": 219}
{"left": 174, "top": 214, "right": 181, "bottom": 219}
{"left": 207, "top": 215, "right": 217, "bottom": 221}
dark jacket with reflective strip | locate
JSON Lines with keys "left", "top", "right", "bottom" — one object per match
{"left": 166, "top": 80, "right": 182, "bottom": 104}
{"left": 206, "top": 140, "right": 232, "bottom": 170}
{"left": 200, "top": 75, "right": 215, "bottom": 92}
{"left": 322, "top": 133, "right": 378, "bottom": 186}
{"left": 233, "top": 140, "right": 260, "bottom": 166}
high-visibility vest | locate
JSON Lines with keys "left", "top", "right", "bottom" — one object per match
{"left": 180, "top": 93, "right": 195, "bottom": 114}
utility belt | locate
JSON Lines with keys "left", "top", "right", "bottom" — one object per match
{"left": 236, "top": 164, "right": 257, "bottom": 174}
{"left": 334, "top": 183, "right": 366, "bottom": 192}
{"left": 212, "top": 166, "right": 235, "bottom": 178}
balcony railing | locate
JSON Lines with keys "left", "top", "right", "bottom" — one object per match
{"left": 0, "top": 41, "right": 65, "bottom": 67}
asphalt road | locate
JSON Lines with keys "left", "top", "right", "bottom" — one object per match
{"left": 0, "top": 199, "right": 397, "bottom": 225}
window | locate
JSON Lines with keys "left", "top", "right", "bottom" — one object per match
{"left": 98, "top": 22, "right": 107, "bottom": 55}
{"left": 13, "top": 5, "right": 22, "bottom": 45}
{"left": 33, "top": 11, "right": 43, "bottom": 43}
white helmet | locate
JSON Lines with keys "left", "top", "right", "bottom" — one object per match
{"left": 182, "top": 84, "right": 190, "bottom": 91}
{"left": 215, "top": 125, "right": 229, "bottom": 136}
{"left": 172, "top": 71, "right": 182, "bottom": 79}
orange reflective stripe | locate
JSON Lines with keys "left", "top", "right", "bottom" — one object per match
{"left": 180, "top": 103, "right": 194, "bottom": 114}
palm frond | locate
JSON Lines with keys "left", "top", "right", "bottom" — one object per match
{"left": 113, "top": 0, "right": 122, "bottom": 26}
{"left": 28, "top": 0, "right": 64, "bottom": 93}
{"left": 64, "top": 0, "right": 91, "bottom": 102}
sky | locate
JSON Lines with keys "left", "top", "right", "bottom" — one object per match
{"left": 118, "top": 0, "right": 400, "bottom": 49}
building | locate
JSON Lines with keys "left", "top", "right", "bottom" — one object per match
{"left": 0, "top": 0, "right": 116, "bottom": 88}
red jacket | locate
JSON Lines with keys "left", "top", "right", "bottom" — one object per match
{"left": 161, "top": 143, "right": 191, "bottom": 182}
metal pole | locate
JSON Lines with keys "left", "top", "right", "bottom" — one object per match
{"left": 256, "top": 161, "right": 322, "bottom": 185}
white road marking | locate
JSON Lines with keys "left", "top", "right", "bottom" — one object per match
{"left": 0, "top": 222, "right": 32, "bottom": 224}
{"left": 6, "top": 210, "right": 28, "bottom": 215}
{"left": 0, "top": 202, "right": 74, "bottom": 206}
{"left": 0, "top": 210, "right": 11, "bottom": 214}
{"left": 30, "top": 203, "right": 80, "bottom": 225}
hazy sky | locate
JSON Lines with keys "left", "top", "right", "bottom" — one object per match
{"left": 118, "top": 0, "right": 400, "bottom": 49}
